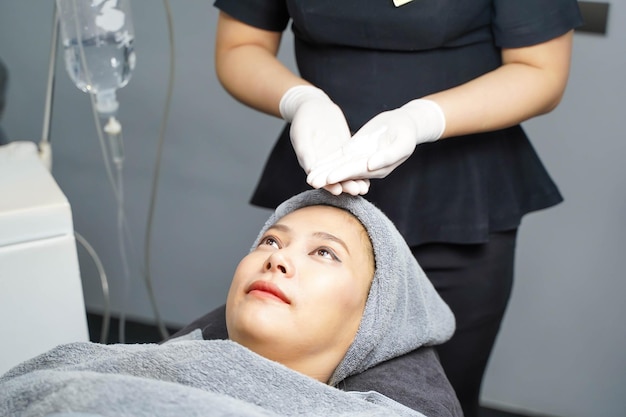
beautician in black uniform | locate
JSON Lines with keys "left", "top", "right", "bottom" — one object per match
{"left": 212, "top": 1, "right": 582, "bottom": 416}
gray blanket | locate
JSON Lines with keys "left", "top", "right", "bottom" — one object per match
{"left": 0, "top": 334, "right": 424, "bottom": 417}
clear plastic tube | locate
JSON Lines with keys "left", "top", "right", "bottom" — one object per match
{"left": 104, "top": 116, "right": 124, "bottom": 167}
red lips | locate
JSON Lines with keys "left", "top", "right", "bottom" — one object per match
{"left": 247, "top": 280, "right": 291, "bottom": 304}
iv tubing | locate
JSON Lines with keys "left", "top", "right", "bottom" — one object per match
{"left": 51, "top": 0, "right": 175, "bottom": 342}
{"left": 75, "top": 231, "right": 111, "bottom": 344}
{"left": 69, "top": 0, "right": 135, "bottom": 343}
{"left": 143, "top": 0, "right": 176, "bottom": 340}
{"left": 114, "top": 157, "right": 133, "bottom": 344}
{"left": 82, "top": 0, "right": 176, "bottom": 341}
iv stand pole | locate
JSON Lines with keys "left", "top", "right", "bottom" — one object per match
{"left": 39, "top": 2, "right": 59, "bottom": 170}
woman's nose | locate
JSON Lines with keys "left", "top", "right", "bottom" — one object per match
{"left": 264, "top": 251, "right": 293, "bottom": 277}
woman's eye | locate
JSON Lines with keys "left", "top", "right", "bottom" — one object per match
{"left": 314, "top": 248, "right": 340, "bottom": 261}
{"left": 260, "top": 236, "right": 279, "bottom": 248}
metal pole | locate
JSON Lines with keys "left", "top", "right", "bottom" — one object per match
{"left": 41, "top": 2, "right": 59, "bottom": 147}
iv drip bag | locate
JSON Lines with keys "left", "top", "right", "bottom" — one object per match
{"left": 56, "top": 0, "right": 136, "bottom": 115}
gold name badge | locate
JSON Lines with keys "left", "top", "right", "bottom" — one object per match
{"left": 393, "top": 0, "right": 414, "bottom": 6}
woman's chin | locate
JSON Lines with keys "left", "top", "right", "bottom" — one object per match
{"left": 228, "top": 303, "right": 292, "bottom": 345}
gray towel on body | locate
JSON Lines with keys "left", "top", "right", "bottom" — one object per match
{"left": 0, "top": 336, "right": 422, "bottom": 417}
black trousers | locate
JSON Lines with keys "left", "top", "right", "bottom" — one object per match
{"left": 411, "top": 229, "right": 518, "bottom": 417}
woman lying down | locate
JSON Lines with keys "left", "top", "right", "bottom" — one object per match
{"left": 0, "top": 189, "right": 456, "bottom": 417}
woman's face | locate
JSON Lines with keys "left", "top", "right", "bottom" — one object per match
{"left": 226, "top": 205, "right": 374, "bottom": 381}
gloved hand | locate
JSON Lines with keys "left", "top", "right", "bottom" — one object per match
{"left": 307, "top": 99, "right": 446, "bottom": 189}
{"left": 280, "top": 85, "right": 370, "bottom": 196}
{"left": 322, "top": 178, "right": 370, "bottom": 196}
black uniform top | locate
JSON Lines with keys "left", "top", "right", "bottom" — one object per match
{"left": 214, "top": 0, "right": 583, "bottom": 246}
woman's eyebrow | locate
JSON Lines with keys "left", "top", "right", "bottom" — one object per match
{"left": 266, "top": 224, "right": 289, "bottom": 233}
{"left": 267, "top": 223, "right": 350, "bottom": 254}
{"left": 312, "top": 232, "right": 350, "bottom": 254}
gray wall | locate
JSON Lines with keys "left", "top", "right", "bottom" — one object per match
{"left": 482, "top": 2, "right": 626, "bottom": 415}
{"left": 0, "top": 1, "right": 624, "bottom": 416}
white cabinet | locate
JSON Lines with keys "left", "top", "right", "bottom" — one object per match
{"left": 0, "top": 142, "right": 89, "bottom": 376}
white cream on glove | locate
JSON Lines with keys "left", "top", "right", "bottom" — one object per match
{"left": 307, "top": 99, "right": 445, "bottom": 189}
{"left": 280, "top": 85, "right": 370, "bottom": 195}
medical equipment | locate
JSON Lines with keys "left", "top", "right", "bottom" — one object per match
{"left": 56, "top": 0, "right": 135, "bottom": 114}
{"left": 56, "top": 0, "right": 135, "bottom": 165}
{"left": 53, "top": 0, "right": 136, "bottom": 343}
{"left": 46, "top": 0, "right": 174, "bottom": 342}
{"left": 0, "top": 142, "right": 89, "bottom": 376}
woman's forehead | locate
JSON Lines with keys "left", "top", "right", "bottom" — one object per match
{"left": 276, "top": 205, "right": 362, "bottom": 229}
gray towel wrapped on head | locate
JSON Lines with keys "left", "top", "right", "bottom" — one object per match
{"left": 251, "top": 189, "right": 455, "bottom": 385}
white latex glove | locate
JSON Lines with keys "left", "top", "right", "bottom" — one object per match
{"left": 307, "top": 99, "right": 445, "bottom": 189}
{"left": 280, "top": 85, "right": 351, "bottom": 173}
{"left": 280, "top": 85, "right": 370, "bottom": 196}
